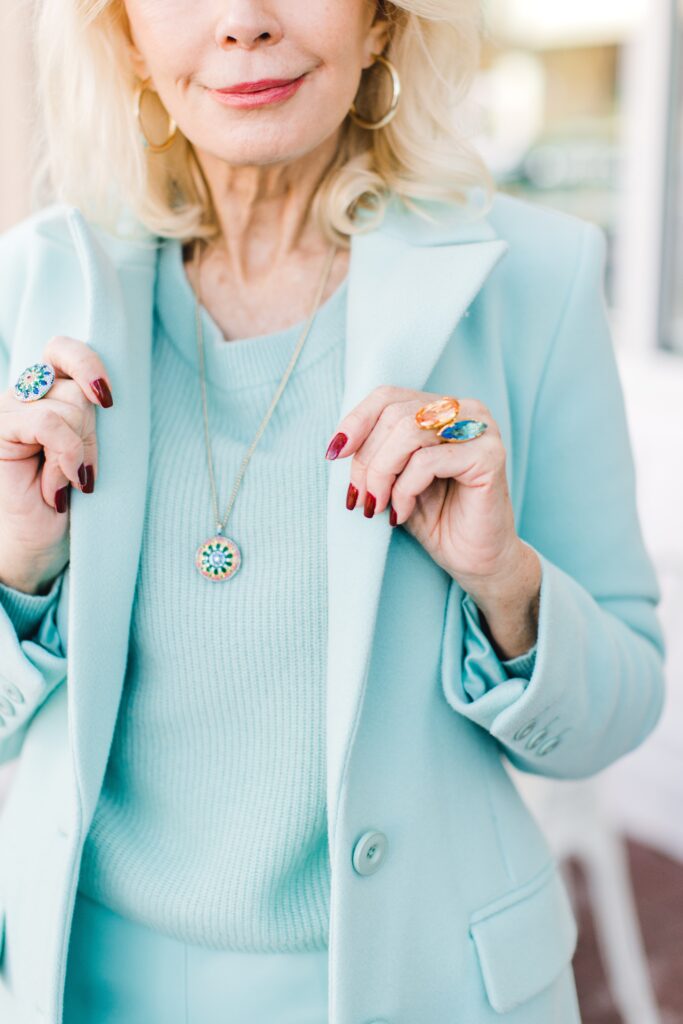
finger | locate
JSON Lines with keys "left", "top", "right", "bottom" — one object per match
{"left": 357, "top": 395, "right": 495, "bottom": 514}
{"left": 40, "top": 418, "right": 98, "bottom": 505}
{"left": 42, "top": 334, "right": 114, "bottom": 408}
{"left": 326, "top": 385, "right": 424, "bottom": 460}
{"left": 390, "top": 432, "right": 502, "bottom": 525}
{"left": 0, "top": 402, "right": 88, "bottom": 493}
{"left": 352, "top": 398, "right": 440, "bottom": 514}
{"left": 40, "top": 447, "right": 72, "bottom": 512}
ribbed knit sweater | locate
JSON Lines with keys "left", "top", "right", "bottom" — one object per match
{"left": 0, "top": 234, "right": 537, "bottom": 952}
{"left": 3, "top": 237, "right": 347, "bottom": 952}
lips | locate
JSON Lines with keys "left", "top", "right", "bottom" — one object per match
{"left": 217, "top": 76, "right": 303, "bottom": 95}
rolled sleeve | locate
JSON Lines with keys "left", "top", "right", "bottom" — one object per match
{"left": 461, "top": 590, "right": 537, "bottom": 702}
{"left": 0, "top": 572, "right": 65, "bottom": 642}
{"left": 439, "top": 220, "right": 666, "bottom": 779}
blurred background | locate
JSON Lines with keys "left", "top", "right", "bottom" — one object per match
{"left": 1, "top": 0, "right": 682, "bottom": 1021}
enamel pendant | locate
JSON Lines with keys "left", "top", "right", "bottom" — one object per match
{"left": 195, "top": 533, "right": 241, "bottom": 581}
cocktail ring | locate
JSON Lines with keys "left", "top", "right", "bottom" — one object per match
{"left": 415, "top": 396, "right": 460, "bottom": 431}
{"left": 13, "top": 362, "right": 56, "bottom": 402}
{"left": 415, "top": 395, "right": 489, "bottom": 443}
{"left": 436, "top": 419, "right": 488, "bottom": 443}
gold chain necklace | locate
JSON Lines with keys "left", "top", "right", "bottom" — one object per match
{"left": 192, "top": 237, "right": 339, "bottom": 580}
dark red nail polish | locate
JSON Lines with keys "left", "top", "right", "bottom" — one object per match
{"left": 364, "top": 492, "right": 376, "bottom": 518}
{"left": 77, "top": 463, "right": 87, "bottom": 487}
{"left": 325, "top": 432, "right": 348, "bottom": 460}
{"left": 346, "top": 483, "right": 358, "bottom": 510}
{"left": 83, "top": 465, "right": 95, "bottom": 494}
{"left": 55, "top": 485, "right": 70, "bottom": 513}
{"left": 389, "top": 505, "right": 397, "bottom": 527}
{"left": 91, "top": 378, "right": 113, "bottom": 408}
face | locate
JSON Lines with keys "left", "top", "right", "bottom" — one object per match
{"left": 123, "top": 0, "right": 391, "bottom": 167}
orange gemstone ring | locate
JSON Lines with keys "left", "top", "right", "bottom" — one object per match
{"left": 415, "top": 396, "right": 461, "bottom": 431}
{"left": 415, "top": 395, "right": 489, "bottom": 444}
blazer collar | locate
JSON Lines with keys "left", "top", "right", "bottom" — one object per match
{"left": 57, "top": 195, "right": 509, "bottom": 841}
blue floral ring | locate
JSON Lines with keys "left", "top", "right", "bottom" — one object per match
{"left": 13, "top": 362, "right": 57, "bottom": 402}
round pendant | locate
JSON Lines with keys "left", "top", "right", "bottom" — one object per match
{"left": 195, "top": 535, "right": 241, "bottom": 581}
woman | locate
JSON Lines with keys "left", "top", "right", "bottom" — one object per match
{"left": 0, "top": 0, "right": 666, "bottom": 1020}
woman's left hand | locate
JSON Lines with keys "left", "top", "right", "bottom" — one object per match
{"left": 324, "top": 385, "right": 527, "bottom": 595}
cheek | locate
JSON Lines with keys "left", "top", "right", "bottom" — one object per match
{"left": 127, "top": 0, "right": 204, "bottom": 78}
{"left": 310, "top": 30, "right": 367, "bottom": 112}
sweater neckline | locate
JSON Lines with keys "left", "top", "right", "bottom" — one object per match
{"left": 154, "top": 236, "right": 347, "bottom": 392}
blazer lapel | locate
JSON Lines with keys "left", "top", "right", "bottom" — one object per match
{"left": 62, "top": 208, "right": 157, "bottom": 819}
{"left": 326, "top": 201, "right": 509, "bottom": 841}
{"left": 58, "top": 199, "right": 509, "bottom": 834}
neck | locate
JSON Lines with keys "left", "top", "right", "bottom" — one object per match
{"left": 191, "top": 129, "right": 342, "bottom": 287}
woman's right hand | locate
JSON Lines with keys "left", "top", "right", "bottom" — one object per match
{"left": 0, "top": 335, "right": 114, "bottom": 595}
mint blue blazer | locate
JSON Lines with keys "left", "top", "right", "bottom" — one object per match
{"left": 0, "top": 191, "right": 666, "bottom": 1024}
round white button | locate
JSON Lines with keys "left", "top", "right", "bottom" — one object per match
{"left": 352, "top": 831, "right": 388, "bottom": 876}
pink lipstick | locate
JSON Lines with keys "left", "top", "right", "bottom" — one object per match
{"left": 208, "top": 74, "right": 307, "bottom": 108}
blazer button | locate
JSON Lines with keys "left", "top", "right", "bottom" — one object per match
{"left": 2, "top": 682, "right": 24, "bottom": 704}
{"left": 525, "top": 728, "right": 549, "bottom": 751}
{"left": 538, "top": 736, "right": 562, "bottom": 755}
{"left": 513, "top": 719, "right": 536, "bottom": 741}
{"left": 0, "top": 696, "right": 16, "bottom": 716}
{"left": 352, "top": 831, "right": 388, "bottom": 876}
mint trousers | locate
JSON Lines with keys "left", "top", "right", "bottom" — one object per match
{"left": 63, "top": 890, "right": 330, "bottom": 1024}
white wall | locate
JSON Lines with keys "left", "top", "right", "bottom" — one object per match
{"left": 596, "top": 348, "right": 683, "bottom": 861}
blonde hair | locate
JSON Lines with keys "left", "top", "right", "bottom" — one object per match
{"left": 31, "top": 0, "right": 495, "bottom": 245}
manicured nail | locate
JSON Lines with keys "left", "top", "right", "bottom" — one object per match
{"left": 82, "top": 465, "right": 95, "bottom": 494}
{"left": 389, "top": 505, "right": 397, "bottom": 527}
{"left": 77, "top": 463, "right": 87, "bottom": 487}
{"left": 91, "top": 378, "right": 113, "bottom": 408}
{"left": 325, "top": 432, "right": 348, "bottom": 460}
{"left": 346, "top": 483, "right": 358, "bottom": 510}
{"left": 55, "top": 485, "right": 70, "bottom": 513}
{"left": 364, "top": 492, "right": 376, "bottom": 518}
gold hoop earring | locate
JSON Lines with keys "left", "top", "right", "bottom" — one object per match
{"left": 133, "top": 77, "right": 179, "bottom": 153}
{"left": 349, "top": 52, "right": 401, "bottom": 130}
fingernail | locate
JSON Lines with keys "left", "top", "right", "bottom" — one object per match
{"left": 325, "top": 432, "right": 347, "bottom": 460}
{"left": 364, "top": 492, "right": 376, "bottom": 518}
{"left": 91, "top": 378, "right": 113, "bottom": 408}
{"left": 77, "top": 463, "right": 87, "bottom": 487}
{"left": 55, "top": 485, "right": 70, "bottom": 513}
{"left": 83, "top": 464, "right": 95, "bottom": 494}
{"left": 389, "top": 505, "right": 397, "bottom": 527}
{"left": 346, "top": 483, "right": 358, "bottom": 510}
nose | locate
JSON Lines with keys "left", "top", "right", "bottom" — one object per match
{"left": 214, "top": 3, "right": 283, "bottom": 50}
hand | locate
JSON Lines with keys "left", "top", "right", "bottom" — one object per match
{"left": 325, "top": 385, "right": 525, "bottom": 593}
{"left": 0, "top": 335, "right": 113, "bottom": 593}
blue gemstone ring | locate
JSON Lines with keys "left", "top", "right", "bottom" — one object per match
{"left": 13, "top": 362, "right": 57, "bottom": 402}
{"left": 437, "top": 419, "right": 488, "bottom": 443}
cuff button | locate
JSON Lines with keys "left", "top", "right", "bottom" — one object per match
{"left": 513, "top": 720, "right": 537, "bottom": 741}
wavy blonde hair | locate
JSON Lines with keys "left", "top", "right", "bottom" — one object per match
{"left": 31, "top": 0, "right": 495, "bottom": 244}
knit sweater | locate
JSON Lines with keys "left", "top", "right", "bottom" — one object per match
{"left": 0, "top": 235, "right": 537, "bottom": 952}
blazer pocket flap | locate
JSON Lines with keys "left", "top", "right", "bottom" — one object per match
{"left": 469, "top": 861, "right": 578, "bottom": 1014}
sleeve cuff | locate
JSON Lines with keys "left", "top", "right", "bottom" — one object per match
{"left": 460, "top": 591, "right": 537, "bottom": 702}
{"left": 0, "top": 571, "right": 65, "bottom": 642}
{"left": 500, "top": 642, "right": 538, "bottom": 678}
